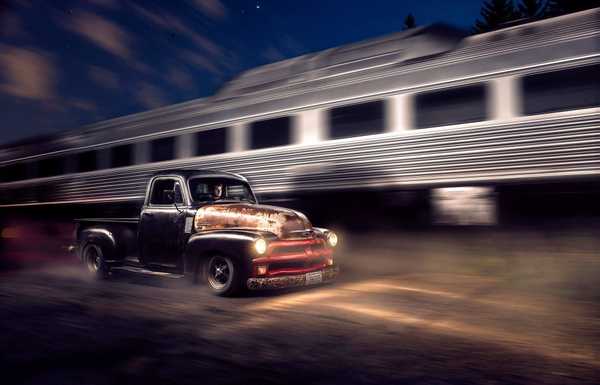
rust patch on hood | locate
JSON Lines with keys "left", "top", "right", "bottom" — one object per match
{"left": 194, "top": 203, "right": 312, "bottom": 238}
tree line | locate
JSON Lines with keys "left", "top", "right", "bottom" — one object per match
{"left": 403, "top": 0, "right": 600, "bottom": 33}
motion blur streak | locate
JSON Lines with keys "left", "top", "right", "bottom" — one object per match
{"left": 327, "top": 302, "right": 598, "bottom": 365}
{"left": 346, "top": 281, "right": 465, "bottom": 299}
{"left": 345, "top": 280, "right": 546, "bottom": 311}
{"left": 246, "top": 278, "right": 545, "bottom": 313}
{"left": 245, "top": 289, "right": 344, "bottom": 311}
{"left": 234, "top": 268, "right": 600, "bottom": 366}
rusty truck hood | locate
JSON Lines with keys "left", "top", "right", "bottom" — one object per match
{"left": 194, "top": 203, "right": 312, "bottom": 238}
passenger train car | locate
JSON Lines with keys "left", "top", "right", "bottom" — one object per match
{"left": 1, "top": 9, "right": 599, "bottom": 227}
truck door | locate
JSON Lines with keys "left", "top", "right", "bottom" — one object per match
{"left": 140, "top": 177, "right": 186, "bottom": 266}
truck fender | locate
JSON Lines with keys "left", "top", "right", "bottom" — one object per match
{"left": 78, "top": 228, "right": 118, "bottom": 262}
{"left": 184, "top": 231, "right": 260, "bottom": 277}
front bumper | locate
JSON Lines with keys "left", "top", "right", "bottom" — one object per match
{"left": 247, "top": 265, "right": 339, "bottom": 290}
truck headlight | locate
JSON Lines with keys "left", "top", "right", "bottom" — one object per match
{"left": 327, "top": 232, "right": 338, "bottom": 247}
{"left": 254, "top": 238, "right": 267, "bottom": 255}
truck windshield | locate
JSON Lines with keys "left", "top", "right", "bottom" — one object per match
{"left": 188, "top": 178, "right": 256, "bottom": 204}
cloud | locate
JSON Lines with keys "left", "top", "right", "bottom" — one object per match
{"left": 68, "top": 98, "right": 97, "bottom": 111}
{"left": 1, "top": 13, "right": 26, "bottom": 38}
{"left": 88, "top": 65, "right": 119, "bottom": 89}
{"left": 64, "top": 10, "right": 132, "bottom": 60}
{"left": 0, "top": 45, "right": 56, "bottom": 101}
{"left": 180, "top": 50, "right": 221, "bottom": 75}
{"left": 135, "top": 83, "right": 168, "bottom": 109}
{"left": 192, "top": 0, "right": 227, "bottom": 20}
{"left": 131, "top": 4, "right": 222, "bottom": 57}
{"left": 165, "top": 67, "right": 193, "bottom": 89}
{"left": 130, "top": 3, "right": 170, "bottom": 29}
{"left": 131, "top": 60, "right": 155, "bottom": 76}
{"left": 88, "top": 0, "right": 120, "bottom": 9}
{"left": 185, "top": 29, "right": 222, "bottom": 57}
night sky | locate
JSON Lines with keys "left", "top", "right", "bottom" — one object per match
{"left": 0, "top": 0, "right": 483, "bottom": 146}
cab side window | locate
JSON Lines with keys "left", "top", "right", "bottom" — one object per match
{"left": 150, "top": 178, "right": 183, "bottom": 205}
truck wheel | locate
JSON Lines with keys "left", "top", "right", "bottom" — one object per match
{"left": 83, "top": 243, "right": 109, "bottom": 279}
{"left": 204, "top": 255, "right": 242, "bottom": 296}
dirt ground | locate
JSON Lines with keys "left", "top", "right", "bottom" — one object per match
{"left": 1, "top": 229, "right": 600, "bottom": 385}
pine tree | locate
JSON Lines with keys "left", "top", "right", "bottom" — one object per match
{"left": 518, "top": 0, "right": 546, "bottom": 18}
{"left": 474, "top": 0, "right": 519, "bottom": 33}
{"left": 403, "top": 13, "right": 416, "bottom": 30}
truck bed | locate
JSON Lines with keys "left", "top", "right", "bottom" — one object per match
{"left": 75, "top": 218, "right": 140, "bottom": 263}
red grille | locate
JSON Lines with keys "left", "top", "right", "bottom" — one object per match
{"left": 253, "top": 238, "right": 333, "bottom": 277}
{"left": 269, "top": 257, "right": 325, "bottom": 271}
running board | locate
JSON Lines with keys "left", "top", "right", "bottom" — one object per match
{"left": 111, "top": 265, "right": 184, "bottom": 279}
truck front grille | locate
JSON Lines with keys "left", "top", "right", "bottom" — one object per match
{"left": 269, "top": 257, "right": 325, "bottom": 271}
{"left": 253, "top": 237, "right": 333, "bottom": 276}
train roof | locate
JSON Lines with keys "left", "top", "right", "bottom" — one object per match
{"left": 215, "top": 23, "right": 466, "bottom": 99}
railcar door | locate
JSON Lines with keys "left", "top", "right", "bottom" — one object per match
{"left": 139, "top": 177, "right": 186, "bottom": 266}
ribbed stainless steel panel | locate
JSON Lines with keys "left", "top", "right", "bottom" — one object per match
{"left": 1, "top": 112, "right": 598, "bottom": 206}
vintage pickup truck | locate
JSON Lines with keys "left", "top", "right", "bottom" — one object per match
{"left": 75, "top": 169, "right": 339, "bottom": 296}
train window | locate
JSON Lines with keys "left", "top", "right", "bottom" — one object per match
{"left": 250, "top": 117, "right": 291, "bottom": 149}
{"left": 38, "top": 157, "right": 65, "bottom": 177}
{"left": 111, "top": 144, "right": 133, "bottom": 168}
{"left": 26, "top": 161, "right": 38, "bottom": 179}
{"left": 151, "top": 136, "right": 175, "bottom": 162}
{"left": 1, "top": 162, "right": 26, "bottom": 182}
{"left": 329, "top": 100, "right": 385, "bottom": 139}
{"left": 196, "top": 127, "right": 227, "bottom": 156}
{"left": 522, "top": 64, "right": 600, "bottom": 115}
{"left": 415, "top": 84, "right": 487, "bottom": 129}
{"left": 34, "top": 182, "right": 53, "bottom": 203}
{"left": 75, "top": 150, "right": 97, "bottom": 172}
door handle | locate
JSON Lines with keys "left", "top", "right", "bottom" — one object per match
{"left": 143, "top": 212, "right": 154, "bottom": 217}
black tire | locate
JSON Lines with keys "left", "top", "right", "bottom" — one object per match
{"left": 82, "top": 243, "right": 110, "bottom": 279}
{"left": 203, "top": 254, "right": 244, "bottom": 296}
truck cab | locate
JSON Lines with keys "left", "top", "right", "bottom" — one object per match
{"left": 76, "top": 170, "right": 339, "bottom": 296}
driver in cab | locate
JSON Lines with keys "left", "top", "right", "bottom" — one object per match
{"left": 212, "top": 183, "right": 224, "bottom": 200}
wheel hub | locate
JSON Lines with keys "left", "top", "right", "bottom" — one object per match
{"left": 208, "top": 257, "right": 232, "bottom": 289}
{"left": 86, "top": 247, "right": 100, "bottom": 273}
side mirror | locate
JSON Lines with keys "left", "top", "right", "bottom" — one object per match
{"left": 174, "top": 182, "right": 184, "bottom": 204}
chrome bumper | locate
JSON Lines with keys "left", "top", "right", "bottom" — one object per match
{"left": 247, "top": 266, "right": 339, "bottom": 290}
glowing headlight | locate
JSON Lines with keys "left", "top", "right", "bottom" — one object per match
{"left": 254, "top": 238, "right": 267, "bottom": 254}
{"left": 327, "top": 232, "right": 338, "bottom": 247}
